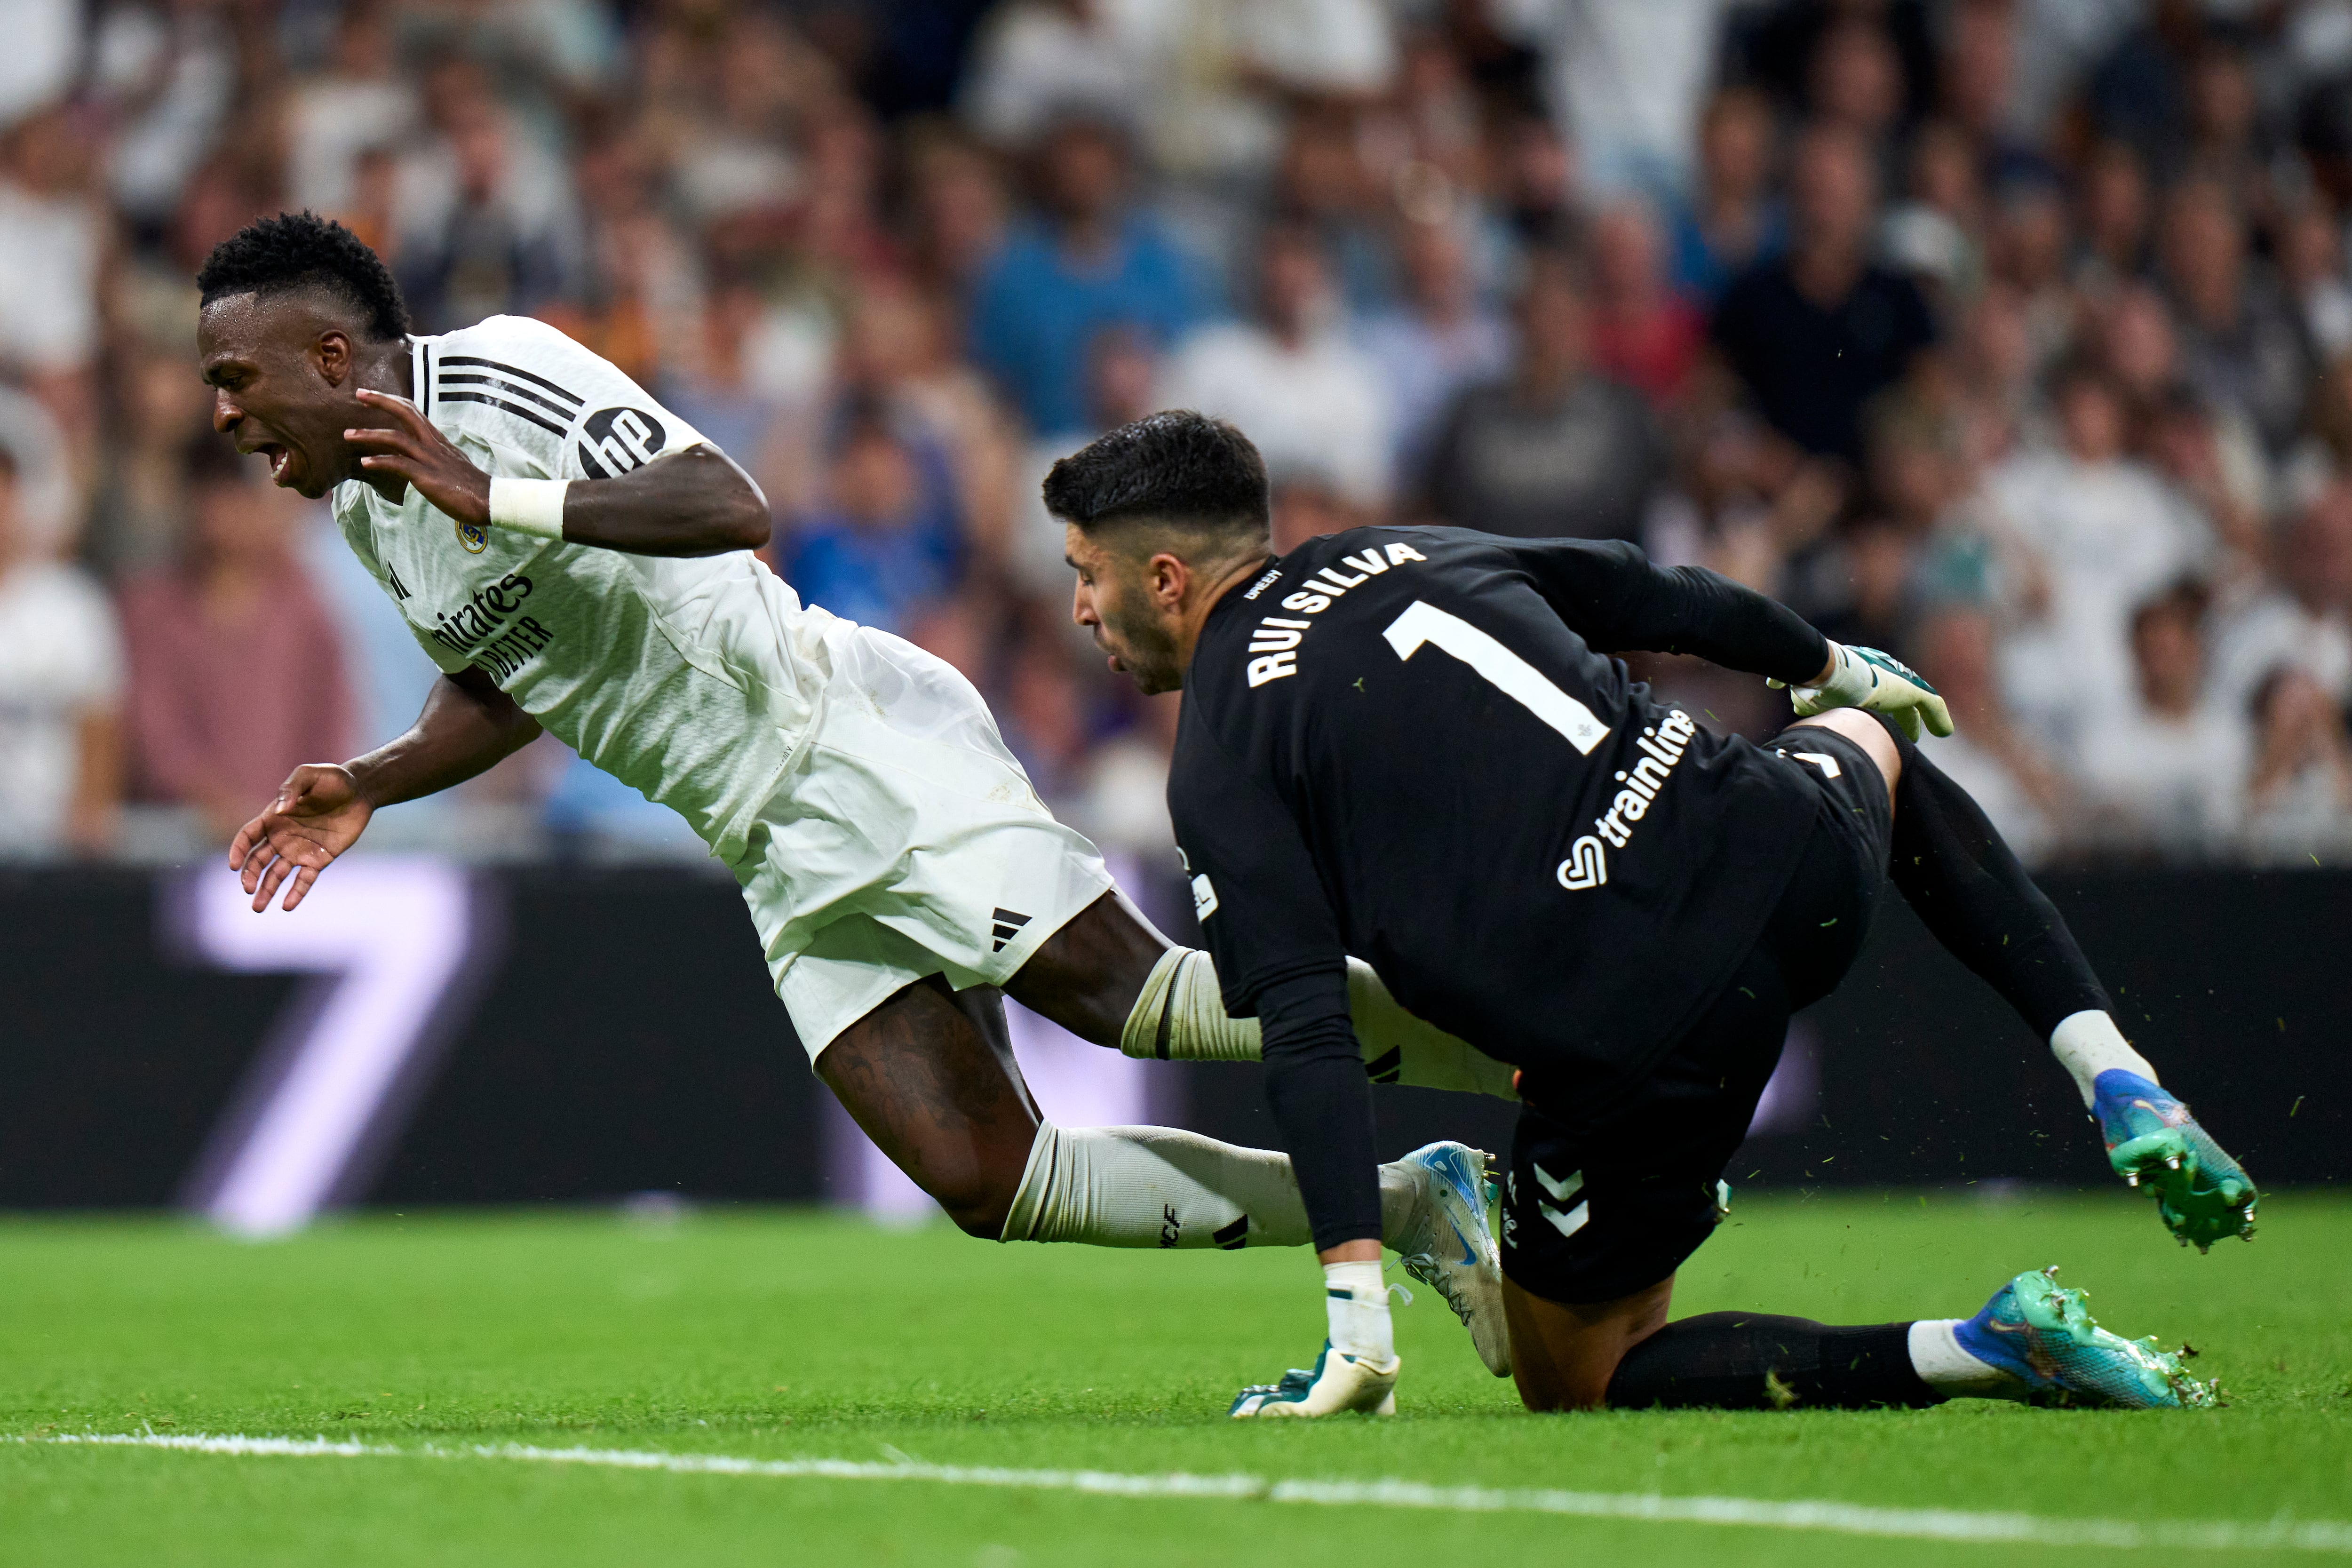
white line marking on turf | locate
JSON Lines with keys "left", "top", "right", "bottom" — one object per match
{"left": 22, "top": 1432, "right": 2352, "bottom": 1554}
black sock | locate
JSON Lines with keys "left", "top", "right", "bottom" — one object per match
{"left": 1604, "top": 1313, "right": 1942, "bottom": 1410}
{"left": 1882, "top": 722, "right": 2111, "bottom": 1039}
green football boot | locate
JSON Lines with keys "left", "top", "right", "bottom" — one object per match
{"left": 2093, "top": 1071, "right": 2257, "bottom": 1250}
{"left": 1954, "top": 1266, "right": 2216, "bottom": 1409}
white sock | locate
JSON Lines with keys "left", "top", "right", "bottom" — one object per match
{"left": 2050, "top": 1010, "right": 2159, "bottom": 1109}
{"left": 1906, "top": 1319, "right": 2026, "bottom": 1401}
{"left": 1120, "top": 948, "right": 1258, "bottom": 1061}
{"left": 1000, "top": 1121, "right": 1421, "bottom": 1250}
{"left": 1324, "top": 1259, "right": 1396, "bottom": 1363}
{"left": 1120, "top": 947, "right": 1518, "bottom": 1099}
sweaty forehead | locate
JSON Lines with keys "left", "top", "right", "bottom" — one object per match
{"left": 196, "top": 293, "right": 278, "bottom": 368}
{"left": 198, "top": 286, "right": 344, "bottom": 360}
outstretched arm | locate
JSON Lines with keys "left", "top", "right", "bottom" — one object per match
{"left": 1504, "top": 536, "right": 1951, "bottom": 738}
{"left": 1508, "top": 537, "right": 1833, "bottom": 681}
{"left": 228, "top": 667, "right": 540, "bottom": 911}
{"left": 345, "top": 389, "right": 770, "bottom": 557}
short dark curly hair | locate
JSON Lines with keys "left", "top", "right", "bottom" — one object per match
{"left": 197, "top": 211, "right": 411, "bottom": 342}
{"left": 1042, "top": 411, "right": 1270, "bottom": 553}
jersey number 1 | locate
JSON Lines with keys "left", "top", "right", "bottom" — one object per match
{"left": 1380, "top": 600, "right": 1610, "bottom": 754}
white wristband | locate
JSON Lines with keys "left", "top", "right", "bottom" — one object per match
{"left": 488, "top": 477, "right": 570, "bottom": 540}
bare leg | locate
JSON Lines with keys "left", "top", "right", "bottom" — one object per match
{"left": 1784, "top": 708, "right": 1901, "bottom": 812}
{"left": 815, "top": 965, "right": 1419, "bottom": 1255}
{"left": 815, "top": 974, "right": 1039, "bottom": 1237}
{"left": 1503, "top": 1275, "right": 1676, "bottom": 1410}
{"left": 1003, "top": 889, "right": 1170, "bottom": 1047}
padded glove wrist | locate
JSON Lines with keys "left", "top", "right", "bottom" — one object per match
{"left": 1770, "top": 641, "right": 1955, "bottom": 742}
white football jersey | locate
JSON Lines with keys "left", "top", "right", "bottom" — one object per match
{"left": 333, "top": 314, "right": 1114, "bottom": 1052}
{"left": 330, "top": 314, "right": 835, "bottom": 864}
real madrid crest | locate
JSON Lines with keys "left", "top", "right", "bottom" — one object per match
{"left": 456, "top": 517, "right": 490, "bottom": 554}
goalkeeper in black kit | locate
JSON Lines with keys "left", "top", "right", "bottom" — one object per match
{"left": 1052, "top": 411, "right": 2256, "bottom": 1418}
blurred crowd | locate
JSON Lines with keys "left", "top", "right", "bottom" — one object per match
{"left": 8, "top": 0, "right": 2352, "bottom": 868}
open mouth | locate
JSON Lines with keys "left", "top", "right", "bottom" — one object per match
{"left": 242, "top": 441, "right": 293, "bottom": 485}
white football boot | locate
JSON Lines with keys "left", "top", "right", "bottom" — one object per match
{"left": 1229, "top": 1341, "right": 1400, "bottom": 1418}
{"left": 1387, "top": 1141, "right": 1511, "bottom": 1377}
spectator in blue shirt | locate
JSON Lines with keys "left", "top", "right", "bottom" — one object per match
{"left": 967, "top": 115, "right": 1210, "bottom": 435}
{"left": 1667, "top": 87, "right": 1787, "bottom": 304}
{"left": 783, "top": 405, "right": 963, "bottom": 636}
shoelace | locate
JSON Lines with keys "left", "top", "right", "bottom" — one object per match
{"left": 1396, "top": 1253, "right": 1469, "bottom": 1323}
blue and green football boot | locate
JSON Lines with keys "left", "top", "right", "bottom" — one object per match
{"left": 2093, "top": 1071, "right": 2257, "bottom": 1251}
{"left": 1953, "top": 1266, "right": 2216, "bottom": 1409}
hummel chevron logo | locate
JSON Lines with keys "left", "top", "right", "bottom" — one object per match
{"left": 1533, "top": 1162, "right": 1589, "bottom": 1241}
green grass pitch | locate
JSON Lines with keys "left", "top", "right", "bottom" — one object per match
{"left": 5, "top": 1191, "right": 2349, "bottom": 1566}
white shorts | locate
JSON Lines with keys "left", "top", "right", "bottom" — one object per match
{"left": 729, "top": 623, "right": 1117, "bottom": 1061}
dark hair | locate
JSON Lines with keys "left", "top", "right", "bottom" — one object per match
{"left": 197, "top": 211, "right": 411, "bottom": 342}
{"left": 2048, "top": 354, "right": 2119, "bottom": 404}
{"left": 2131, "top": 578, "right": 2209, "bottom": 640}
{"left": 1043, "top": 411, "right": 1270, "bottom": 549}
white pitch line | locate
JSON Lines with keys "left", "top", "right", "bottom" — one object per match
{"left": 20, "top": 1432, "right": 2352, "bottom": 1554}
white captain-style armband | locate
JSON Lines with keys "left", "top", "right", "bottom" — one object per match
{"left": 487, "top": 476, "right": 571, "bottom": 540}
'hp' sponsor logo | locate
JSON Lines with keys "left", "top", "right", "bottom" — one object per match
{"left": 578, "top": 407, "right": 666, "bottom": 476}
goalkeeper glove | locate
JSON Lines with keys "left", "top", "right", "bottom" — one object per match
{"left": 1769, "top": 641, "right": 1954, "bottom": 742}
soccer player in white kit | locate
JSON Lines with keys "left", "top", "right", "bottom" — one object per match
{"left": 194, "top": 212, "right": 1512, "bottom": 1382}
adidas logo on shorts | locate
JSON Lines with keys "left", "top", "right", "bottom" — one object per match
{"left": 990, "top": 908, "right": 1031, "bottom": 953}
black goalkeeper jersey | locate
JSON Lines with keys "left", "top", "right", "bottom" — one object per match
{"left": 1168, "top": 526, "right": 1833, "bottom": 1106}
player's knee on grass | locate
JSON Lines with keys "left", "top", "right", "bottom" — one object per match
{"left": 1502, "top": 1276, "right": 1675, "bottom": 1412}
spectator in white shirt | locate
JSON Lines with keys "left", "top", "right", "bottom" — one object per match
{"left": 0, "top": 106, "right": 101, "bottom": 384}
{"left": 0, "top": 447, "right": 122, "bottom": 857}
{"left": 2077, "top": 582, "right": 2248, "bottom": 856}
{"left": 1156, "top": 223, "right": 1393, "bottom": 512}
{"left": 286, "top": 5, "right": 420, "bottom": 217}
{"left": 1493, "top": 0, "right": 1733, "bottom": 197}
{"left": 2241, "top": 664, "right": 2352, "bottom": 864}
{"left": 1987, "top": 363, "right": 2209, "bottom": 760}
{"left": 91, "top": 0, "right": 233, "bottom": 226}
{"left": 960, "top": 0, "right": 1152, "bottom": 150}
{"left": 2209, "top": 481, "right": 2352, "bottom": 716}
